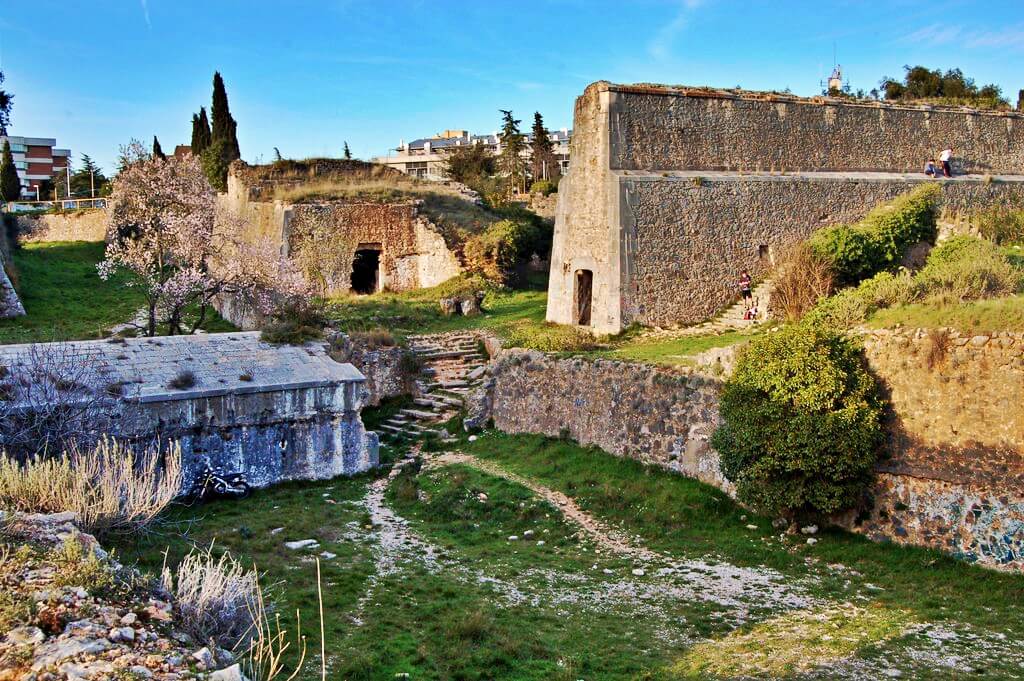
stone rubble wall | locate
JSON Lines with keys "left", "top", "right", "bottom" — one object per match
{"left": 11, "top": 209, "right": 108, "bottom": 244}
{"left": 618, "top": 174, "right": 1024, "bottom": 328}
{"left": 0, "top": 511, "right": 244, "bottom": 680}
{"left": 605, "top": 83, "right": 1024, "bottom": 174}
{"left": 484, "top": 349, "right": 730, "bottom": 492}
{"left": 327, "top": 332, "right": 413, "bottom": 406}
{"left": 480, "top": 331, "right": 1024, "bottom": 569}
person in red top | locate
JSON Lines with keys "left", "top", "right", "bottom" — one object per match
{"left": 738, "top": 270, "right": 752, "bottom": 303}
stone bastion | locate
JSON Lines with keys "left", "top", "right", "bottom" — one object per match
{"left": 0, "top": 332, "right": 379, "bottom": 489}
{"left": 547, "top": 82, "right": 1024, "bottom": 333}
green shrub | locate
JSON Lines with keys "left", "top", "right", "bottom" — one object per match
{"left": 809, "top": 184, "right": 940, "bottom": 285}
{"left": 916, "top": 236, "right": 1021, "bottom": 301}
{"left": 529, "top": 179, "right": 557, "bottom": 196}
{"left": 973, "top": 206, "right": 1024, "bottom": 245}
{"left": 711, "top": 324, "right": 884, "bottom": 519}
{"left": 463, "top": 219, "right": 540, "bottom": 283}
{"left": 804, "top": 270, "right": 917, "bottom": 330}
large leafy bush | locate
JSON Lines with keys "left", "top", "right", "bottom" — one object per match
{"left": 915, "top": 235, "right": 1022, "bottom": 301}
{"left": 711, "top": 324, "right": 884, "bottom": 519}
{"left": 809, "top": 184, "right": 940, "bottom": 285}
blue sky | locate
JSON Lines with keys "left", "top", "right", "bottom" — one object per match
{"left": 2, "top": 0, "right": 1022, "bottom": 174}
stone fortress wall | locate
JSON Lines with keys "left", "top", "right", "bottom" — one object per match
{"left": 0, "top": 332, "right": 379, "bottom": 489}
{"left": 547, "top": 82, "right": 1024, "bottom": 333}
{"left": 475, "top": 328, "right": 1024, "bottom": 570}
{"left": 215, "top": 162, "right": 462, "bottom": 305}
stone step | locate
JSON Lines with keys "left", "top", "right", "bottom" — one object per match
{"left": 379, "top": 424, "right": 405, "bottom": 434}
{"left": 413, "top": 398, "right": 445, "bottom": 408}
{"left": 400, "top": 408, "right": 440, "bottom": 420}
{"left": 439, "top": 380, "right": 470, "bottom": 389}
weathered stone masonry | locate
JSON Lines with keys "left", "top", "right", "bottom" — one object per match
{"left": 548, "top": 82, "right": 1024, "bottom": 333}
{"left": 478, "top": 330, "right": 1024, "bottom": 570}
{"left": 0, "top": 332, "right": 379, "bottom": 489}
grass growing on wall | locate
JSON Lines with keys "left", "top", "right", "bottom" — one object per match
{"left": 0, "top": 241, "right": 235, "bottom": 345}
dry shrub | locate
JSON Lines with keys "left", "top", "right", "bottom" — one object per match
{"left": 242, "top": 571, "right": 308, "bottom": 681}
{"left": 349, "top": 327, "right": 396, "bottom": 350}
{"left": 925, "top": 328, "right": 950, "bottom": 370}
{"left": 0, "top": 440, "right": 182, "bottom": 537}
{"left": 771, "top": 242, "right": 835, "bottom": 321}
{"left": 162, "top": 546, "right": 259, "bottom": 649}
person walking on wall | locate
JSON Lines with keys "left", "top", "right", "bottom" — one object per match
{"left": 738, "top": 270, "right": 752, "bottom": 303}
{"left": 940, "top": 147, "right": 954, "bottom": 178}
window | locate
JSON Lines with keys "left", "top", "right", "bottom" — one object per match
{"left": 9, "top": 144, "right": 27, "bottom": 153}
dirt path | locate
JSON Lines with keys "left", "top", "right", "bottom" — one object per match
{"left": 425, "top": 450, "right": 816, "bottom": 614}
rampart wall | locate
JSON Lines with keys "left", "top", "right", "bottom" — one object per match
{"left": 475, "top": 329, "right": 1024, "bottom": 570}
{"left": 607, "top": 84, "right": 1024, "bottom": 174}
{"left": 11, "top": 209, "right": 108, "bottom": 243}
{"left": 547, "top": 82, "right": 1024, "bottom": 333}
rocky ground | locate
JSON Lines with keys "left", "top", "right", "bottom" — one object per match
{"left": 0, "top": 512, "right": 246, "bottom": 681}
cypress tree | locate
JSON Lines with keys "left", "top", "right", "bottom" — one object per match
{"left": 0, "top": 140, "right": 21, "bottom": 201}
{"left": 152, "top": 136, "right": 166, "bottom": 160}
{"left": 191, "top": 108, "right": 212, "bottom": 154}
{"left": 1018, "top": 89, "right": 1024, "bottom": 111}
{"left": 497, "top": 109, "right": 526, "bottom": 197}
{"left": 210, "top": 72, "right": 240, "bottom": 160}
{"left": 344, "top": 142, "right": 352, "bottom": 160}
{"left": 529, "top": 111, "right": 557, "bottom": 182}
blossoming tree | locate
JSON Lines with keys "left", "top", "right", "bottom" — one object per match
{"left": 100, "top": 142, "right": 313, "bottom": 336}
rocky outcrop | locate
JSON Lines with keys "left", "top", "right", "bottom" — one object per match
{"left": 0, "top": 512, "right": 244, "bottom": 680}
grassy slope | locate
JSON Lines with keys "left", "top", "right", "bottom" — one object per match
{"left": 0, "top": 241, "right": 144, "bottom": 344}
{"left": 327, "top": 272, "right": 752, "bottom": 365}
{"left": 0, "top": 241, "right": 234, "bottom": 345}
{"left": 117, "top": 427, "right": 1024, "bottom": 680}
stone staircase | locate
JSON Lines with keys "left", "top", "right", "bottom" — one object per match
{"left": 714, "top": 280, "right": 775, "bottom": 330}
{"left": 377, "top": 332, "right": 489, "bottom": 443}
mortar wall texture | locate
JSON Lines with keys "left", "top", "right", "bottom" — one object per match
{"left": 607, "top": 85, "right": 1024, "bottom": 173}
{"left": 482, "top": 333, "right": 1024, "bottom": 569}
{"left": 548, "top": 82, "right": 1024, "bottom": 333}
{"left": 0, "top": 332, "right": 379, "bottom": 490}
{"left": 216, "top": 170, "right": 462, "bottom": 298}
{"left": 12, "top": 210, "right": 108, "bottom": 243}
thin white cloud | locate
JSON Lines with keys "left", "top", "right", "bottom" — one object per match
{"left": 140, "top": 0, "right": 152, "bottom": 30}
{"left": 903, "top": 22, "right": 1024, "bottom": 51}
{"left": 648, "top": 0, "right": 705, "bottom": 60}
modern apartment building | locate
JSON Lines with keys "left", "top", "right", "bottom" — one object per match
{"left": 0, "top": 136, "right": 71, "bottom": 198}
{"left": 373, "top": 127, "right": 571, "bottom": 180}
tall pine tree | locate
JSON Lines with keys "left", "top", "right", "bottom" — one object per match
{"left": 343, "top": 142, "right": 352, "bottom": 160}
{"left": 497, "top": 109, "right": 527, "bottom": 198}
{"left": 191, "top": 107, "right": 212, "bottom": 154}
{"left": 529, "top": 111, "right": 558, "bottom": 183}
{"left": 152, "top": 136, "right": 166, "bottom": 160}
{"left": 1, "top": 140, "right": 21, "bottom": 201}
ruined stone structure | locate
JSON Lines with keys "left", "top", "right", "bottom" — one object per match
{"left": 0, "top": 224, "right": 25, "bottom": 319}
{"left": 473, "top": 329, "right": 1024, "bottom": 570}
{"left": 0, "top": 332, "right": 379, "bottom": 489}
{"left": 548, "top": 82, "right": 1024, "bottom": 333}
{"left": 216, "top": 161, "right": 462, "bottom": 314}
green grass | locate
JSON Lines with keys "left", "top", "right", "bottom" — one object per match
{"left": 867, "top": 295, "right": 1024, "bottom": 332}
{"left": 0, "top": 240, "right": 234, "bottom": 345}
{"left": 0, "top": 241, "right": 144, "bottom": 344}
{"left": 327, "top": 272, "right": 751, "bottom": 364}
{"left": 115, "top": 427, "right": 1024, "bottom": 679}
